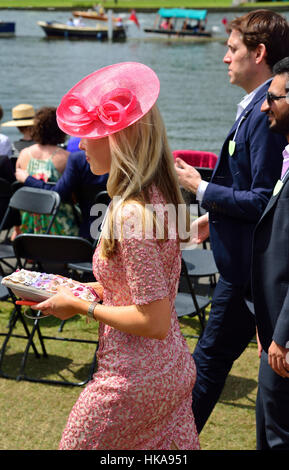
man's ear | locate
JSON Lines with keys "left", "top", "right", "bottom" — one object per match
{"left": 255, "top": 43, "right": 267, "bottom": 65}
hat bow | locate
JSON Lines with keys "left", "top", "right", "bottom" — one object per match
{"left": 62, "top": 88, "right": 137, "bottom": 131}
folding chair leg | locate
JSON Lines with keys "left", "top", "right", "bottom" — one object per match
{"left": 0, "top": 306, "right": 41, "bottom": 378}
{"left": 58, "top": 320, "right": 66, "bottom": 332}
{"left": 17, "top": 311, "right": 48, "bottom": 381}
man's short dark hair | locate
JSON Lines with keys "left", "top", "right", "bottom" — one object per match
{"left": 273, "top": 57, "right": 289, "bottom": 76}
{"left": 229, "top": 10, "right": 289, "bottom": 70}
{"left": 272, "top": 57, "right": 289, "bottom": 93}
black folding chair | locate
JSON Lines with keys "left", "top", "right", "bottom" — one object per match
{"left": 182, "top": 247, "right": 218, "bottom": 288}
{"left": 0, "top": 177, "right": 21, "bottom": 254}
{"left": 175, "top": 258, "right": 212, "bottom": 337}
{"left": 0, "top": 187, "right": 61, "bottom": 379}
{"left": 0, "top": 276, "right": 42, "bottom": 380}
{"left": 11, "top": 233, "right": 98, "bottom": 386}
{"left": 8, "top": 155, "right": 18, "bottom": 172}
{"left": 0, "top": 186, "right": 61, "bottom": 276}
{"left": 68, "top": 190, "right": 111, "bottom": 282}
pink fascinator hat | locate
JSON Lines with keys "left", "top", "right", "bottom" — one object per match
{"left": 57, "top": 62, "right": 160, "bottom": 139}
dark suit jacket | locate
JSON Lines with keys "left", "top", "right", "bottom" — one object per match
{"left": 24, "top": 150, "right": 108, "bottom": 239}
{"left": 252, "top": 170, "right": 289, "bottom": 352}
{"left": 201, "top": 81, "right": 287, "bottom": 285}
{"left": 0, "top": 155, "right": 21, "bottom": 228}
{"left": 0, "top": 154, "right": 16, "bottom": 183}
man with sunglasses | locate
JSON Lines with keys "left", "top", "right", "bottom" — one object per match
{"left": 251, "top": 57, "right": 289, "bottom": 449}
{"left": 175, "top": 10, "right": 289, "bottom": 436}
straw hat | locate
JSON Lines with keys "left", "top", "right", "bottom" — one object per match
{"left": 2, "top": 104, "right": 35, "bottom": 127}
{"left": 56, "top": 62, "right": 160, "bottom": 139}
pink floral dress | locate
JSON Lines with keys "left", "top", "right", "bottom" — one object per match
{"left": 59, "top": 186, "right": 200, "bottom": 450}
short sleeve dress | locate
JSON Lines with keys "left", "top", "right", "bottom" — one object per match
{"left": 59, "top": 185, "right": 200, "bottom": 450}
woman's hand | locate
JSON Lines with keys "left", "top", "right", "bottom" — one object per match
{"left": 85, "top": 281, "right": 104, "bottom": 300}
{"left": 15, "top": 168, "right": 29, "bottom": 183}
{"left": 192, "top": 213, "right": 210, "bottom": 244}
{"left": 31, "top": 286, "right": 87, "bottom": 320}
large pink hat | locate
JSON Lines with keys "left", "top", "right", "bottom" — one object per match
{"left": 57, "top": 62, "right": 160, "bottom": 139}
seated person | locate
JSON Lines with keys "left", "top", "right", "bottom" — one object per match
{"left": 0, "top": 154, "right": 21, "bottom": 229}
{"left": 16, "top": 150, "right": 108, "bottom": 240}
{"left": 160, "top": 18, "right": 173, "bottom": 30}
{"left": 193, "top": 20, "right": 205, "bottom": 32}
{"left": 66, "top": 136, "right": 81, "bottom": 152}
{"left": 1, "top": 103, "right": 35, "bottom": 156}
{"left": 15, "top": 106, "right": 79, "bottom": 236}
{"left": 0, "top": 105, "right": 12, "bottom": 156}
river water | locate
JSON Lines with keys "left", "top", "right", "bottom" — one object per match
{"left": 1, "top": 8, "right": 288, "bottom": 155}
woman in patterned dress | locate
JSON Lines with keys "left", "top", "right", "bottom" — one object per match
{"left": 32, "top": 63, "right": 200, "bottom": 450}
{"left": 15, "top": 106, "right": 78, "bottom": 236}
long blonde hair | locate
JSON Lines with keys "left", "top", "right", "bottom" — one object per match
{"left": 101, "top": 104, "right": 189, "bottom": 258}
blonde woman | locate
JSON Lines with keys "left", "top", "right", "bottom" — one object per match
{"left": 32, "top": 62, "right": 200, "bottom": 450}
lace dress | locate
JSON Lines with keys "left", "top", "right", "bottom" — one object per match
{"left": 59, "top": 185, "right": 200, "bottom": 450}
{"left": 21, "top": 156, "right": 78, "bottom": 236}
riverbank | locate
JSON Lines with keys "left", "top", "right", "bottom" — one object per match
{"left": 1, "top": 0, "right": 289, "bottom": 12}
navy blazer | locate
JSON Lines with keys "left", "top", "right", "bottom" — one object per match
{"left": 24, "top": 150, "right": 108, "bottom": 239}
{"left": 201, "top": 81, "right": 287, "bottom": 285}
{"left": 252, "top": 171, "right": 289, "bottom": 352}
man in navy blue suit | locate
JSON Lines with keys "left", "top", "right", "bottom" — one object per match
{"left": 175, "top": 10, "right": 289, "bottom": 434}
{"left": 15, "top": 150, "right": 108, "bottom": 240}
{"left": 252, "top": 57, "right": 289, "bottom": 449}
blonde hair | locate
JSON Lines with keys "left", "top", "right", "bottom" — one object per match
{"left": 101, "top": 104, "right": 189, "bottom": 258}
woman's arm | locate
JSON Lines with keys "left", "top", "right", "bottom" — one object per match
{"left": 15, "top": 168, "right": 29, "bottom": 182}
{"left": 32, "top": 286, "right": 171, "bottom": 340}
{"left": 16, "top": 148, "right": 30, "bottom": 170}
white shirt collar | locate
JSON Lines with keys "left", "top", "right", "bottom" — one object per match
{"left": 236, "top": 78, "right": 271, "bottom": 121}
{"left": 283, "top": 144, "right": 289, "bottom": 158}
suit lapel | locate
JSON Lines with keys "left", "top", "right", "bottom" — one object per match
{"left": 258, "top": 171, "right": 289, "bottom": 222}
{"left": 213, "top": 81, "right": 271, "bottom": 176}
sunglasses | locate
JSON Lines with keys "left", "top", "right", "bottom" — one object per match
{"left": 266, "top": 91, "right": 288, "bottom": 106}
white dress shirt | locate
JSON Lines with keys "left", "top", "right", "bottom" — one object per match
{"left": 196, "top": 78, "right": 272, "bottom": 202}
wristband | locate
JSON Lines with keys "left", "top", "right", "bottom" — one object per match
{"left": 87, "top": 300, "right": 98, "bottom": 322}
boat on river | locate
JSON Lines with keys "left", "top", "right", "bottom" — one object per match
{"left": 0, "top": 22, "right": 15, "bottom": 37}
{"left": 72, "top": 10, "right": 119, "bottom": 23}
{"left": 144, "top": 9, "right": 213, "bottom": 40}
{"left": 37, "top": 20, "right": 126, "bottom": 41}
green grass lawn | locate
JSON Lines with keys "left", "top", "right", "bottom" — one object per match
{"left": 0, "top": 299, "right": 258, "bottom": 450}
{"left": 0, "top": 0, "right": 289, "bottom": 9}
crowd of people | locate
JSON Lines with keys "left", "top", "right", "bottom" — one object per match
{"left": 0, "top": 103, "right": 108, "bottom": 240}
{"left": 1, "top": 8, "right": 289, "bottom": 451}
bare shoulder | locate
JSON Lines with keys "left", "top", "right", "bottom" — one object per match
{"left": 16, "top": 146, "right": 33, "bottom": 169}
{"left": 53, "top": 148, "right": 69, "bottom": 173}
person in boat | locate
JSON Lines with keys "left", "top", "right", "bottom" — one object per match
{"left": 73, "top": 17, "right": 85, "bottom": 27}
{"left": 160, "top": 18, "right": 173, "bottom": 31}
{"left": 182, "top": 20, "right": 191, "bottom": 31}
